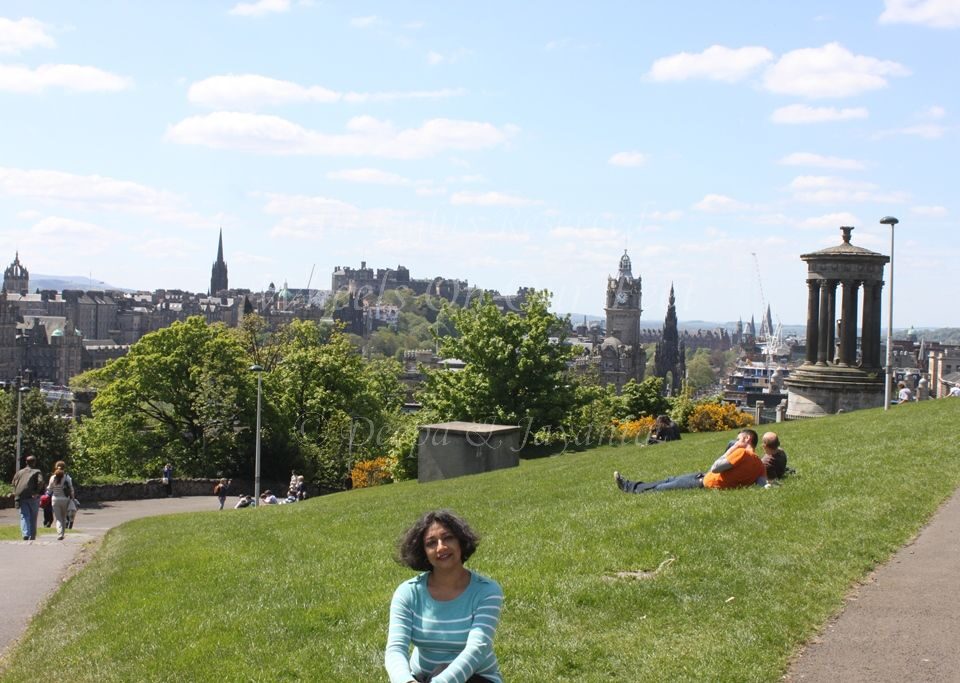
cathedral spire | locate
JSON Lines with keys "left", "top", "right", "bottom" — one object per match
{"left": 210, "top": 229, "right": 228, "bottom": 295}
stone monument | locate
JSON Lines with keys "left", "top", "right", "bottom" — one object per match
{"left": 786, "top": 226, "right": 890, "bottom": 417}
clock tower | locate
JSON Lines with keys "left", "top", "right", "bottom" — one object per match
{"left": 605, "top": 250, "right": 642, "bottom": 348}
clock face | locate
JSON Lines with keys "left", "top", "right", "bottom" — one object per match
{"left": 616, "top": 291, "right": 627, "bottom": 304}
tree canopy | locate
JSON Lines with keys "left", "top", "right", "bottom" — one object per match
{"left": 419, "top": 290, "right": 576, "bottom": 433}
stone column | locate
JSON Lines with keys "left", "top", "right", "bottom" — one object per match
{"left": 838, "top": 280, "right": 860, "bottom": 366}
{"left": 805, "top": 279, "right": 819, "bottom": 364}
{"left": 826, "top": 280, "right": 838, "bottom": 364}
{"left": 817, "top": 280, "right": 831, "bottom": 365}
{"left": 861, "top": 282, "right": 875, "bottom": 368}
{"left": 870, "top": 280, "right": 884, "bottom": 369}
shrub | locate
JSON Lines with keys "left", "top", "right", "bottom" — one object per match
{"left": 667, "top": 383, "right": 696, "bottom": 431}
{"left": 687, "top": 402, "right": 754, "bottom": 432}
{"left": 350, "top": 457, "right": 393, "bottom": 489}
{"left": 615, "top": 416, "right": 656, "bottom": 442}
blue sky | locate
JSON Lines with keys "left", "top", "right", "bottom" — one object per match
{"left": 0, "top": 1, "right": 957, "bottom": 326}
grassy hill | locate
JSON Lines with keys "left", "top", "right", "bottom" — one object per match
{"left": 3, "top": 400, "right": 959, "bottom": 681}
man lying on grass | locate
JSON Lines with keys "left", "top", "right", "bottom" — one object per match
{"left": 615, "top": 428, "right": 768, "bottom": 494}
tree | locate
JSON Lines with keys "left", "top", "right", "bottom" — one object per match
{"left": 0, "top": 388, "right": 71, "bottom": 481}
{"left": 685, "top": 349, "right": 718, "bottom": 393}
{"left": 71, "top": 317, "right": 258, "bottom": 479}
{"left": 620, "top": 377, "right": 670, "bottom": 419}
{"left": 419, "top": 290, "right": 576, "bottom": 433}
{"left": 268, "top": 320, "right": 405, "bottom": 490}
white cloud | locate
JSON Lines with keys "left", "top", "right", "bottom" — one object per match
{"left": 0, "top": 17, "right": 55, "bottom": 54}
{"left": 0, "top": 63, "right": 131, "bottom": 93}
{"left": 763, "top": 43, "right": 909, "bottom": 98}
{"left": 647, "top": 45, "right": 773, "bottom": 83}
{"left": 646, "top": 210, "right": 683, "bottom": 221}
{"left": 0, "top": 166, "right": 213, "bottom": 225}
{"left": 920, "top": 105, "right": 947, "bottom": 119}
{"left": 778, "top": 152, "right": 865, "bottom": 169}
{"left": 449, "top": 191, "right": 542, "bottom": 207}
{"left": 326, "top": 168, "right": 412, "bottom": 186}
{"left": 228, "top": 0, "right": 290, "bottom": 17}
{"left": 187, "top": 73, "right": 465, "bottom": 109}
{"left": 426, "top": 48, "right": 470, "bottom": 66}
{"left": 30, "top": 215, "right": 115, "bottom": 239}
{"left": 608, "top": 151, "right": 648, "bottom": 167}
{"left": 166, "top": 112, "right": 517, "bottom": 159}
{"left": 880, "top": 123, "right": 948, "bottom": 138}
{"left": 188, "top": 74, "right": 338, "bottom": 108}
{"left": 350, "top": 15, "right": 379, "bottom": 28}
{"left": 258, "top": 192, "right": 426, "bottom": 240}
{"left": 771, "top": 104, "right": 869, "bottom": 124}
{"left": 787, "top": 175, "right": 909, "bottom": 204}
{"left": 880, "top": 0, "right": 960, "bottom": 28}
{"left": 693, "top": 194, "right": 750, "bottom": 212}
{"left": 799, "top": 211, "right": 861, "bottom": 229}
{"left": 911, "top": 205, "right": 948, "bottom": 217}
{"left": 130, "top": 237, "right": 201, "bottom": 257}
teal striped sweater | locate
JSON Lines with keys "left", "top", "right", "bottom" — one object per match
{"left": 385, "top": 571, "right": 504, "bottom": 683}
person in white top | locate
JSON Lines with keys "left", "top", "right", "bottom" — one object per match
{"left": 47, "top": 460, "right": 76, "bottom": 540}
{"left": 948, "top": 384, "right": 960, "bottom": 397}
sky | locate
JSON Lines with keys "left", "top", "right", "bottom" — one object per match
{"left": 0, "top": 1, "right": 957, "bottom": 327}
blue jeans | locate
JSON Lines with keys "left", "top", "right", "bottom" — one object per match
{"left": 18, "top": 497, "right": 40, "bottom": 540}
{"left": 621, "top": 472, "right": 704, "bottom": 493}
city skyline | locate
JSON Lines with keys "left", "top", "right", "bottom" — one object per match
{"left": 1, "top": 2, "right": 958, "bottom": 326}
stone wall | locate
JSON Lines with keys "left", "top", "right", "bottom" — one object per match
{"left": 1, "top": 477, "right": 304, "bottom": 509}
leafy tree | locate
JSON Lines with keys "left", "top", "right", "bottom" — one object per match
{"left": 620, "top": 376, "right": 670, "bottom": 419}
{"left": 71, "top": 317, "right": 258, "bottom": 479}
{"left": 685, "top": 348, "right": 718, "bottom": 392}
{"left": 419, "top": 290, "right": 575, "bottom": 433}
{"left": 268, "top": 321, "right": 404, "bottom": 490}
{"left": 0, "top": 388, "right": 71, "bottom": 481}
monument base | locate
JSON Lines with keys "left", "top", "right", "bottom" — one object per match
{"left": 785, "top": 364, "right": 885, "bottom": 418}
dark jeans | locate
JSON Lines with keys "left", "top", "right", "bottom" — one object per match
{"left": 621, "top": 472, "right": 704, "bottom": 493}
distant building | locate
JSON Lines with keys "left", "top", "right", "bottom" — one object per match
{"left": 590, "top": 251, "right": 646, "bottom": 392}
{"left": 3, "top": 252, "right": 29, "bottom": 295}
{"left": 210, "top": 229, "right": 228, "bottom": 295}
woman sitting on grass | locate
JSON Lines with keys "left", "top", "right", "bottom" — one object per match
{"left": 385, "top": 510, "right": 504, "bottom": 683}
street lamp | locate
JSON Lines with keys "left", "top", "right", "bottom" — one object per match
{"left": 15, "top": 385, "right": 29, "bottom": 472}
{"left": 880, "top": 216, "right": 899, "bottom": 410}
{"left": 249, "top": 364, "right": 263, "bottom": 505}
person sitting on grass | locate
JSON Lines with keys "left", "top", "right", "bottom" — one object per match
{"left": 260, "top": 490, "right": 279, "bottom": 505}
{"left": 646, "top": 414, "right": 681, "bottom": 445}
{"left": 234, "top": 495, "right": 254, "bottom": 509}
{"left": 615, "top": 428, "right": 767, "bottom": 494}
{"left": 760, "top": 431, "right": 788, "bottom": 480}
{"left": 385, "top": 509, "right": 504, "bottom": 683}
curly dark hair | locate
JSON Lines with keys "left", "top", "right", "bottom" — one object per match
{"left": 396, "top": 509, "right": 480, "bottom": 571}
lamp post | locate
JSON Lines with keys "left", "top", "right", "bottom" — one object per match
{"left": 880, "top": 216, "right": 899, "bottom": 410}
{"left": 15, "top": 385, "right": 29, "bottom": 472}
{"left": 250, "top": 365, "right": 263, "bottom": 505}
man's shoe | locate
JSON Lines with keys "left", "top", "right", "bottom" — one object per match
{"left": 23, "top": 536, "right": 29, "bottom": 541}
{"left": 614, "top": 471, "right": 626, "bottom": 491}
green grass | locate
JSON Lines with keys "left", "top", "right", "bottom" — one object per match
{"left": 0, "top": 524, "right": 59, "bottom": 541}
{"left": 2, "top": 400, "right": 959, "bottom": 681}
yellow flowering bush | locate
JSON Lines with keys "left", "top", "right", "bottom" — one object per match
{"left": 686, "top": 402, "right": 754, "bottom": 433}
{"left": 350, "top": 457, "right": 393, "bottom": 489}
{"left": 614, "top": 416, "right": 656, "bottom": 441}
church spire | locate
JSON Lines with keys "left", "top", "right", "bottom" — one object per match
{"left": 210, "top": 229, "right": 228, "bottom": 295}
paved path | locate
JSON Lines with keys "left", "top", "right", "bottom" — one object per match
{"left": 0, "top": 496, "right": 219, "bottom": 659}
{"left": 787, "top": 487, "right": 960, "bottom": 682}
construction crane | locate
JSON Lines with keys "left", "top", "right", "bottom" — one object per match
{"left": 751, "top": 252, "right": 772, "bottom": 339}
